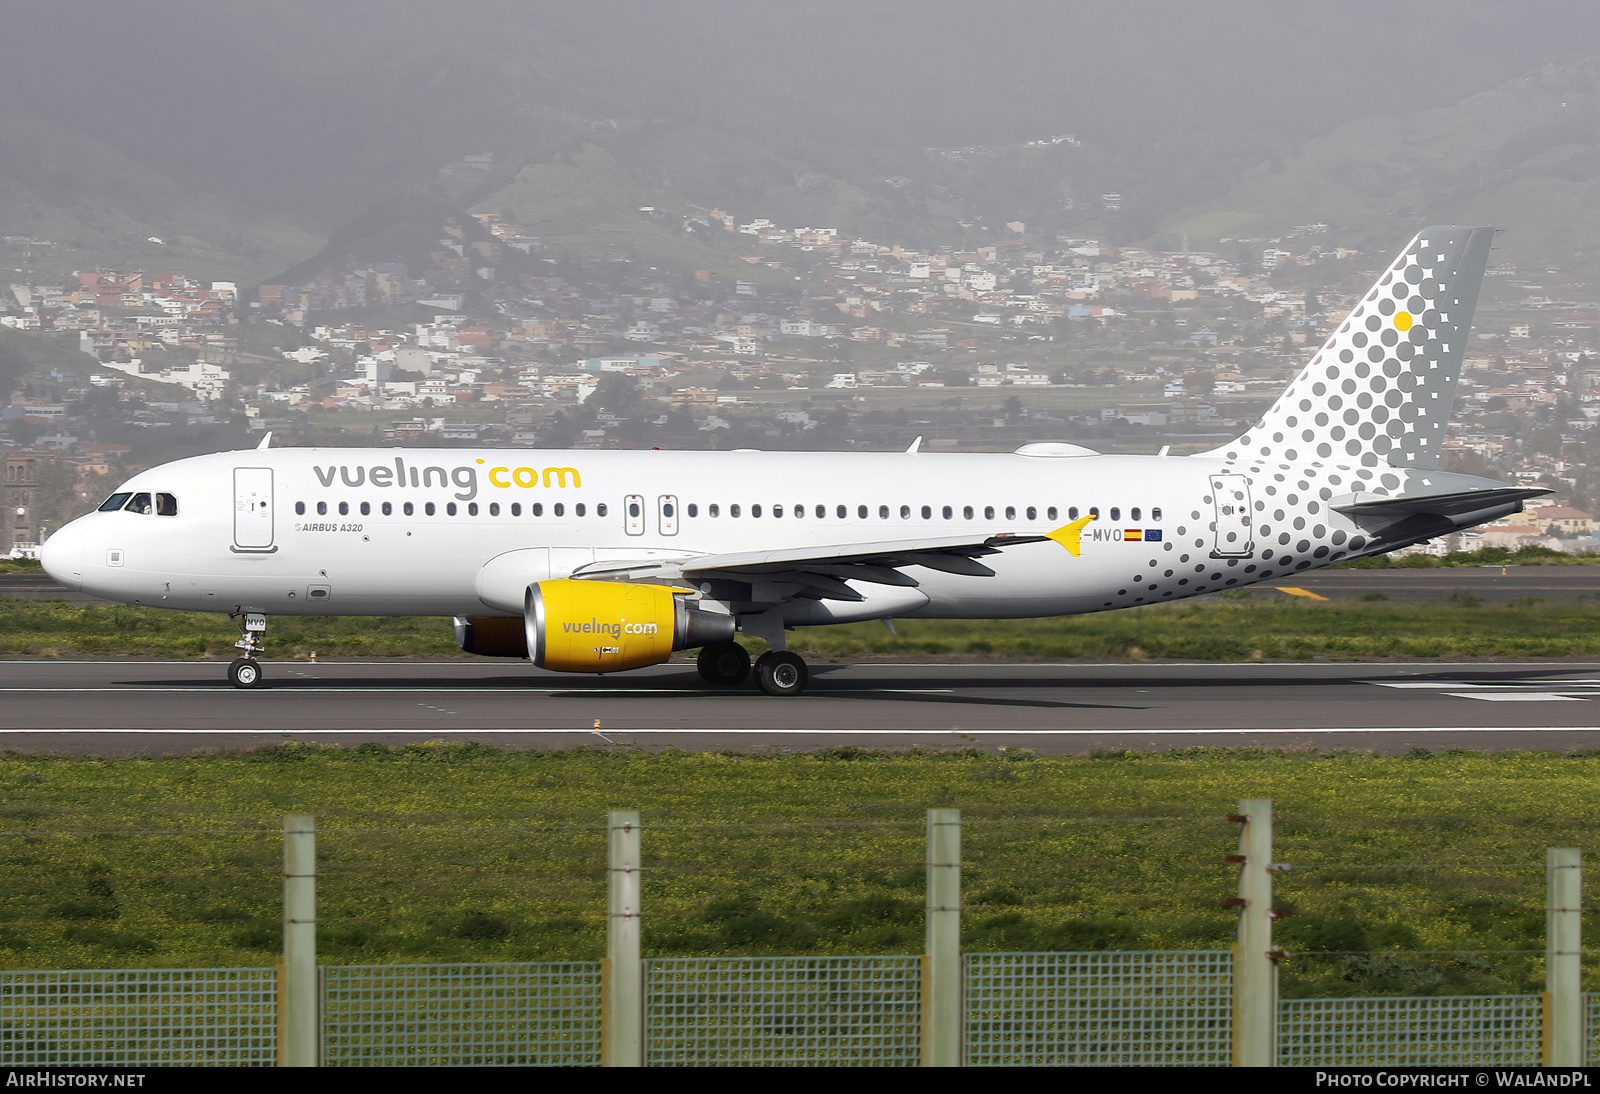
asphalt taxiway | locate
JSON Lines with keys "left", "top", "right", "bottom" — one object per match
{"left": 7, "top": 659, "right": 1600, "bottom": 756}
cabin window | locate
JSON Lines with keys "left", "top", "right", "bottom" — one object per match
{"left": 1110, "top": 507, "right": 1121, "bottom": 521}
{"left": 1068, "top": 507, "right": 1078, "bottom": 520}
{"left": 383, "top": 502, "right": 393, "bottom": 516}
{"left": 629, "top": 501, "right": 641, "bottom": 518}
{"left": 816, "top": 505, "right": 827, "bottom": 518}
{"left": 532, "top": 503, "right": 543, "bottom": 517}
{"left": 510, "top": 503, "right": 520, "bottom": 516}
{"left": 1046, "top": 507, "right": 1057, "bottom": 521}
{"left": 984, "top": 505, "right": 995, "bottom": 520}
{"left": 467, "top": 502, "right": 478, "bottom": 516}
{"left": 858, "top": 505, "right": 868, "bottom": 519}
{"left": 446, "top": 502, "right": 457, "bottom": 516}
{"left": 156, "top": 493, "right": 178, "bottom": 516}
{"left": 1151, "top": 507, "right": 1162, "bottom": 521}
{"left": 730, "top": 504, "right": 741, "bottom": 518}
{"left": 880, "top": 505, "right": 890, "bottom": 519}
{"left": 942, "top": 505, "right": 953, "bottom": 519}
{"left": 963, "top": 505, "right": 974, "bottom": 520}
{"left": 98, "top": 493, "right": 132, "bottom": 512}
{"left": 752, "top": 504, "right": 762, "bottom": 518}
{"left": 575, "top": 503, "right": 585, "bottom": 517}
{"left": 553, "top": 503, "right": 565, "bottom": 517}
{"left": 709, "top": 503, "right": 720, "bottom": 517}
{"left": 360, "top": 501, "right": 371, "bottom": 516}
{"left": 900, "top": 505, "right": 911, "bottom": 519}
{"left": 687, "top": 503, "right": 698, "bottom": 517}
{"left": 921, "top": 505, "right": 932, "bottom": 520}
{"left": 597, "top": 502, "right": 608, "bottom": 517}
{"left": 425, "top": 502, "right": 436, "bottom": 516}
{"left": 1089, "top": 506, "right": 1100, "bottom": 518}
{"left": 793, "top": 504, "right": 804, "bottom": 519}
{"left": 1026, "top": 506, "right": 1037, "bottom": 521}
{"left": 293, "top": 501, "right": 305, "bottom": 516}
{"left": 1005, "top": 506, "right": 1016, "bottom": 520}
{"left": 489, "top": 502, "right": 499, "bottom": 516}
{"left": 316, "top": 501, "right": 327, "bottom": 516}
{"left": 403, "top": 502, "right": 414, "bottom": 516}
{"left": 1131, "top": 507, "right": 1141, "bottom": 521}
{"left": 773, "top": 505, "right": 784, "bottom": 518}
{"left": 339, "top": 502, "right": 350, "bottom": 516}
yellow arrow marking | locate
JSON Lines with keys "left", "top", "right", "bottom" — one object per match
{"left": 1275, "top": 586, "right": 1328, "bottom": 601}
{"left": 1045, "top": 513, "right": 1097, "bottom": 557}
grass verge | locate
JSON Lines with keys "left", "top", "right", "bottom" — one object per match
{"left": 0, "top": 744, "right": 1595, "bottom": 998}
{"left": 6, "top": 592, "right": 1600, "bottom": 661}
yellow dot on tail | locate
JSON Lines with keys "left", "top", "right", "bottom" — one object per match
{"left": 1394, "top": 312, "right": 1414, "bottom": 331}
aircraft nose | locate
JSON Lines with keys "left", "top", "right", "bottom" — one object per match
{"left": 40, "top": 524, "right": 84, "bottom": 591}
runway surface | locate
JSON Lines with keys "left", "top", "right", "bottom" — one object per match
{"left": 8, "top": 659, "right": 1600, "bottom": 756}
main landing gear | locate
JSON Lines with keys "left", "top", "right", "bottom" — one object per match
{"left": 696, "top": 642, "right": 810, "bottom": 696}
{"left": 228, "top": 611, "right": 267, "bottom": 689}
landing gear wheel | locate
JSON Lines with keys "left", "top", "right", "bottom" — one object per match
{"left": 697, "top": 642, "right": 752, "bottom": 686}
{"left": 228, "top": 657, "right": 262, "bottom": 689}
{"left": 754, "top": 651, "right": 808, "bottom": 697}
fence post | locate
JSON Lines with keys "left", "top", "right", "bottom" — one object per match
{"left": 602, "top": 810, "right": 643, "bottom": 1067}
{"left": 1230, "top": 799, "right": 1275, "bottom": 1067}
{"left": 922, "top": 807, "right": 962, "bottom": 1067}
{"left": 280, "top": 814, "right": 317, "bottom": 1068}
{"left": 1545, "top": 848, "right": 1583, "bottom": 1067}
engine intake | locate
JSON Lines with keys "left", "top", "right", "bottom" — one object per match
{"left": 526, "top": 579, "right": 735, "bottom": 672}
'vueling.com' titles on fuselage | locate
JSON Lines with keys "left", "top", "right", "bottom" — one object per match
{"left": 311, "top": 459, "right": 582, "bottom": 501}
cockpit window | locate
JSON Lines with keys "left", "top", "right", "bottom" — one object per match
{"left": 126, "top": 492, "right": 153, "bottom": 515}
{"left": 98, "top": 492, "right": 132, "bottom": 512}
{"left": 156, "top": 493, "right": 178, "bottom": 517}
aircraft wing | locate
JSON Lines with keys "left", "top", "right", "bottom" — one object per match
{"left": 571, "top": 532, "right": 1051, "bottom": 599}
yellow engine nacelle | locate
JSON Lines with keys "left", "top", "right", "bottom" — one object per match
{"left": 526, "top": 579, "right": 736, "bottom": 673}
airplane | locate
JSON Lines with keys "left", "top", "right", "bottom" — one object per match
{"left": 40, "top": 225, "right": 1543, "bottom": 695}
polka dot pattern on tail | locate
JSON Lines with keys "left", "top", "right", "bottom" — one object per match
{"left": 1198, "top": 226, "right": 1493, "bottom": 471}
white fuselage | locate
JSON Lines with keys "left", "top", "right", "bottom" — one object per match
{"left": 40, "top": 445, "right": 1452, "bottom": 622}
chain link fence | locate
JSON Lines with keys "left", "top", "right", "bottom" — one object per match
{"left": 966, "top": 950, "right": 1232, "bottom": 1066}
{"left": 0, "top": 968, "right": 276, "bottom": 1067}
{"left": 0, "top": 959, "right": 1585, "bottom": 1066}
{"left": 645, "top": 955, "right": 921, "bottom": 1066}
{"left": 322, "top": 960, "right": 600, "bottom": 1066}
{"left": 1279, "top": 994, "right": 1543, "bottom": 1067}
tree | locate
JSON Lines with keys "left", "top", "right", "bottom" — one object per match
{"left": 590, "top": 372, "right": 640, "bottom": 415}
{"left": 0, "top": 339, "right": 31, "bottom": 403}
{"left": 1002, "top": 394, "right": 1024, "bottom": 422}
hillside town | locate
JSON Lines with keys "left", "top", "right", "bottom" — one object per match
{"left": 4, "top": 201, "right": 1600, "bottom": 557}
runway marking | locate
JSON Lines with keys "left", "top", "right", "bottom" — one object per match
{"left": 1444, "top": 692, "right": 1589, "bottom": 702}
{"left": 4, "top": 727, "right": 1600, "bottom": 736}
{"left": 1275, "top": 586, "right": 1329, "bottom": 600}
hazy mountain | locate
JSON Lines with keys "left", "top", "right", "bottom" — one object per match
{"left": 1167, "top": 55, "right": 1600, "bottom": 279}
{"left": 1, "top": 1, "right": 1597, "bottom": 282}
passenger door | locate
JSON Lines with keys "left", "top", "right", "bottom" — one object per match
{"left": 233, "top": 468, "right": 274, "bottom": 551}
{"left": 624, "top": 494, "right": 645, "bottom": 536}
{"left": 658, "top": 494, "right": 679, "bottom": 536}
{"left": 1209, "top": 473, "right": 1253, "bottom": 558}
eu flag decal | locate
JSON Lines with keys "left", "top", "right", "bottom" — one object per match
{"left": 1145, "top": 529, "right": 1163, "bottom": 542}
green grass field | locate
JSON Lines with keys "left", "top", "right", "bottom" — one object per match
{"left": 0, "top": 745, "right": 1592, "bottom": 999}
{"left": 5, "top": 587, "right": 1600, "bottom": 661}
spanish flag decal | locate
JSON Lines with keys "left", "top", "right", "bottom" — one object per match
{"left": 1045, "top": 513, "right": 1097, "bottom": 557}
{"left": 1124, "top": 528, "right": 1143, "bottom": 541}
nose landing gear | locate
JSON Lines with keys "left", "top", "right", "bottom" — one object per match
{"left": 227, "top": 611, "right": 267, "bottom": 688}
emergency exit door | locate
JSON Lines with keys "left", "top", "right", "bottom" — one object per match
{"left": 233, "top": 467, "right": 274, "bottom": 551}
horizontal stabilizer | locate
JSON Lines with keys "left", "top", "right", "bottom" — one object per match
{"left": 1332, "top": 486, "right": 1549, "bottom": 520}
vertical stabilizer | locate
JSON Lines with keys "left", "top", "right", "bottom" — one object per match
{"left": 1199, "top": 225, "right": 1494, "bottom": 469}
